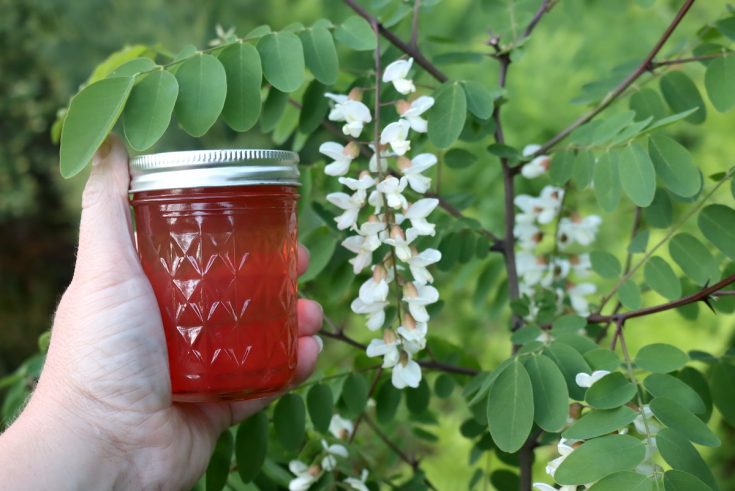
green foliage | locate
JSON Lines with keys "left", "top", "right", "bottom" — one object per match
{"left": 659, "top": 71, "right": 706, "bottom": 124}
{"left": 428, "top": 82, "right": 467, "bottom": 149}
{"left": 174, "top": 54, "right": 227, "bottom": 137}
{"left": 704, "top": 56, "right": 735, "bottom": 112}
{"left": 643, "top": 373, "right": 706, "bottom": 415}
{"left": 257, "top": 32, "right": 305, "bottom": 93}
{"left": 206, "top": 431, "right": 233, "bottom": 491}
{"left": 236, "top": 412, "right": 268, "bottom": 483}
{"left": 644, "top": 256, "right": 681, "bottom": 300}
{"left": 698, "top": 204, "right": 735, "bottom": 260}
{"left": 649, "top": 397, "right": 720, "bottom": 447}
{"left": 618, "top": 143, "right": 656, "bottom": 207}
{"left": 584, "top": 372, "right": 637, "bottom": 409}
{"left": 486, "top": 359, "right": 534, "bottom": 453}
{"left": 123, "top": 70, "right": 179, "bottom": 151}
{"left": 656, "top": 429, "right": 718, "bottom": 490}
{"left": 274, "top": 393, "right": 306, "bottom": 451}
{"left": 306, "top": 383, "right": 334, "bottom": 433}
{"left": 648, "top": 135, "right": 701, "bottom": 198}
{"left": 218, "top": 43, "right": 263, "bottom": 132}
{"left": 635, "top": 343, "right": 689, "bottom": 373}
{"left": 334, "top": 16, "right": 376, "bottom": 51}
{"left": 563, "top": 407, "right": 638, "bottom": 440}
{"left": 555, "top": 435, "right": 646, "bottom": 485}
{"left": 524, "top": 355, "right": 568, "bottom": 432}
{"left": 299, "top": 27, "right": 339, "bottom": 85}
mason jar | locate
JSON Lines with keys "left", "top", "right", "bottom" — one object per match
{"left": 129, "top": 149, "right": 300, "bottom": 402}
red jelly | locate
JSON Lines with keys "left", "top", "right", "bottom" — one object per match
{"left": 129, "top": 150, "right": 300, "bottom": 402}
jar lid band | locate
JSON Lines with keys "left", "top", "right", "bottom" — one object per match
{"left": 129, "top": 149, "right": 300, "bottom": 193}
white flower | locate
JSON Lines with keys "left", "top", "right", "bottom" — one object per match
{"left": 523, "top": 144, "right": 542, "bottom": 156}
{"left": 575, "top": 370, "right": 610, "bottom": 388}
{"left": 408, "top": 247, "right": 441, "bottom": 285}
{"left": 398, "top": 96, "right": 434, "bottom": 132}
{"left": 341, "top": 100, "right": 373, "bottom": 137}
{"left": 344, "top": 470, "right": 370, "bottom": 491}
{"left": 514, "top": 213, "right": 541, "bottom": 251}
{"left": 325, "top": 92, "right": 349, "bottom": 119}
{"left": 571, "top": 253, "right": 592, "bottom": 278}
{"left": 368, "top": 145, "right": 393, "bottom": 173}
{"left": 396, "top": 314, "right": 427, "bottom": 355}
{"left": 383, "top": 226, "right": 417, "bottom": 262}
{"left": 358, "top": 266, "right": 390, "bottom": 304}
{"left": 366, "top": 330, "right": 400, "bottom": 368}
{"left": 288, "top": 460, "right": 320, "bottom": 491}
{"left": 351, "top": 297, "right": 389, "bottom": 331}
{"left": 338, "top": 172, "right": 376, "bottom": 193}
{"left": 514, "top": 186, "right": 564, "bottom": 225}
{"left": 380, "top": 120, "right": 412, "bottom": 156}
{"left": 320, "top": 440, "right": 349, "bottom": 471}
{"left": 521, "top": 145, "right": 550, "bottom": 179}
{"left": 392, "top": 351, "right": 422, "bottom": 388}
{"left": 329, "top": 414, "right": 354, "bottom": 440}
{"left": 342, "top": 220, "right": 386, "bottom": 274}
{"left": 368, "top": 189, "right": 385, "bottom": 214}
{"left": 545, "top": 438, "right": 576, "bottom": 478}
{"left": 376, "top": 176, "right": 408, "bottom": 209}
{"left": 568, "top": 282, "right": 596, "bottom": 316}
{"left": 541, "top": 257, "right": 570, "bottom": 288}
{"left": 327, "top": 190, "right": 366, "bottom": 230}
{"left": 403, "top": 282, "right": 439, "bottom": 323}
{"left": 558, "top": 215, "right": 602, "bottom": 250}
{"left": 405, "top": 198, "right": 438, "bottom": 237}
{"left": 516, "top": 250, "right": 547, "bottom": 287}
{"left": 634, "top": 405, "right": 662, "bottom": 436}
{"left": 383, "top": 58, "right": 416, "bottom": 95}
{"left": 533, "top": 484, "right": 577, "bottom": 491}
{"left": 319, "top": 141, "right": 359, "bottom": 176}
{"left": 400, "top": 153, "right": 436, "bottom": 193}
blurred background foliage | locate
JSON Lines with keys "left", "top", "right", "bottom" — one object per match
{"left": 2, "top": 0, "right": 735, "bottom": 489}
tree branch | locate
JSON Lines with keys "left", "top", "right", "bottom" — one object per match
{"left": 523, "top": 0, "right": 553, "bottom": 38}
{"left": 534, "top": 0, "right": 696, "bottom": 156}
{"left": 342, "top": 0, "right": 448, "bottom": 82}
{"left": 589, "top": 272, "right": 735, "bottom": 324}
{"left": 651, "top": 50, "right": 732, "bottom": 68}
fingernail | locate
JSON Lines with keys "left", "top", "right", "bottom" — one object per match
{"left": 312, "top": 335, "right": 324, "bottom": 353}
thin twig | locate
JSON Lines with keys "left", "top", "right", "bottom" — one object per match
{"left": 652, "top": 50, "right": 732, "bottom": 68}
{"left": 534, "top": 0, "right": 697, "bottom": 156}
{"left": 523, "top": 0, "right": 552, "bottom": 38}
{"left": 410, "top": 0, "right": 421, "bottom": 50}
{"left": 343, "top": 0, "right": 448, "bottom": 82}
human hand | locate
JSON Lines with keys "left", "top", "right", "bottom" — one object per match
{"left": 0, "top": 136, "right": 322, "bottom": 490}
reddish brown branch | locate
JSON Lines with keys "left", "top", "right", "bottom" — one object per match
{"left": 534, "top": 0, "right": 697, "bottom": 156}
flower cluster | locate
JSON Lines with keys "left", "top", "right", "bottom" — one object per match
{"left": 320, "top": 57, "right": 440, "bottom": 390}
{"left": 515, "top": 145, "right": 602, "bottom": 319}
{"left": 288, "top": 414, "right": 369, "bottom": 491}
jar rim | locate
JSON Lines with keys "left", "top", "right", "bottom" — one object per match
{"left": 129, "top": 149, "right": 300, "bottom": 193}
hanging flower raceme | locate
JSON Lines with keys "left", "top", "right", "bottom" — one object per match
{"left": 322, "top": 57, "right": 440, "bottom": 390}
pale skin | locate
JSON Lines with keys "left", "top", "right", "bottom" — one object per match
{"left": 0, "top": 136, "right": 323, "bottom": 490}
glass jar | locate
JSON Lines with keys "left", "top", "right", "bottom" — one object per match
{"left": 129, "top": 149, "right": 300, "bottom": 402}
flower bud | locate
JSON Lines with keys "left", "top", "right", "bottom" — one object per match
{"left": 402, "top": 312, "right": 417, "bottom": 330}
{"left": 343, "top": 141, "right": 360, "bottom": 158}
{"left": 396, "top": 99, "right": 411, "bottom": 115}
{"left": 359, "top": 170, "right": 372, "bottom": 181}
{"left": 373, "top": 264, "right": 388, "bottom": 282}
{"left": 383, "top": 329, "right": 397, "bottom": 344}
{"left": 403, "top": 282, "right": 418, "bottom": 299}
{"left": 397, "top": 156, "right": 412, "bottom": 171}
{"left": 390, "top": 225, "right": 405, "bottom": 240}
{"left": 367, "top": 214, "right": 380, "bottom": 224}
{"left": 409, "top": 245, "right": 419, "bottom": 258}
{"left": 399, "top": 350, "right": 409, "bottom": 366}
{"left": 348, "top": 87, "right": 363, "bottom": 101}
{"left": 308, "top": 465, "right": 322, "bottom": 477}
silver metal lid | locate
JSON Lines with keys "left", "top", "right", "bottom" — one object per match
{"left": 129, "top": 149, "right": 300, "bottom": 193}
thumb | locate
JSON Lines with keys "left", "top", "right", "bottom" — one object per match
{"left": 72, "top": 134, "right": 142, "bottom": 285}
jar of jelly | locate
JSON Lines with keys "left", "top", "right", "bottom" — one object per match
{"left": 129, "top": 149, "right": 300, "bottom": 402}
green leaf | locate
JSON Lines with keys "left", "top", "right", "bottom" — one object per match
{"left": 635, "top": 343, "right": 688, "bottom": 373}
{"left": 704, "top": 55, "right": 735, "bottom": 112}
{"left": 593, "top": 111, "right": 637, "bottom": 145}
{"left": 257, "top": 32, "right": 305, "bottom": 93}
{"left": 300, "top": 226, "right": 336, "bottom": 283}
{"left": 619, "top": 143, "right": 656, "bottom": 207}
{"left": 218, "top": 42, "right": 262, "bottom": 132}
{"left": 698, "top": 204, "right": 735, "bottom": 260}
{"left": 342, "top": 372, "right": 369, "bottom": 417}
{"left": 660, "top": 71, "right": 706, "bottom": 124}
{"left": 644, "top": 256, "right": 681, "bottom": 300}
{"left": 59, "top": 77, "right": 134, "bottom": 178}
{"left": 174, "top": 54, "right": 227, "bottom": 137}
{"left": 376, "top": 379, "right": 402, "bottom": 423}
{"left": 467, "top": 358, "right": 515, "bottom": 406}
{"left": 668, "top": 233, "right": 719, "bottom": 286}
{"left": 573, "top": 151, "right": 594, "bottom": 188}
{"left": 299, "top": 27, "right": 339, "bottom": 85}
{"left": 544, "top": 342, "right": 591, "bottom": 401}
{"left": 273, "top": 393, "right": 306, "bottom": 450}
{"left": 461, "top": 81, "right": 498, "bottom": 119}
{"left": 628, "top": 230, "right": 650, "bottom": 253}
{"left": 487, "top": 143, "right": 521, "bottom": 162}
{"left": 486, "top": 360, "right": 534, "bottom": 453}
{"left": 585, "top": 372, "right": 637, "bottom": 409}
{"left": 108, "top": 57, "right": 157, "bottom": 78}
{"left": 555, "top": 435, "right": 646, "bottom": 485}
{"left": 334, "top": 16, "right": 377, "bottom": 51}
{"left": 482, "top": 0, "right": 538, "bottom": 44}
{"left": 434, "top": 374, "right": 455, "bottom": 398}
{"left": 406, "top": 379, "right": 431, "bottom": 414}
{"left": 650, "top": 397, "right": 720, "bottom": 447}
{"left": 630, "top": 88, "right": 668, "bottom": 121}
{"left": 307, "top": 383, "right": 334, "bottom": 433}
{"left": 591, "top": 251, "right": 622, "bottom": 278}
{"left": 260, "top": 87, "right": 289, "bottom": 133}
{"left": 588, "top": 471, "right": 654, "bottom": 491}
{"left": 563, "top": 406, "right": 638, "bottom": 440}
{"left": 594, "top": 151, "right": 622, "bottom": 212}
{"left": 644, "top": 189, "right": 673, "bottom": 228}
{"left": 299, "top": 80, "right": 329, "bottom": 134}
{"left": 644, "top": 108, "right": 699, "bottom": 133}
{"left": 663, "top": 470, "right": 713, "bottom": 491}
{"left": 678, "top": 367, "right": 713, "bottom": 422}
{"left": 122, "top": 70, "right": 178, "bottom": 151}
{"left": 648, "top": 135, "right": 701, "bottom": 198}
{"left": 206, "top": 431, "right": 233, "bottom": 491}
{"left": 552, "top": 315, "right": 587, "bottom": 334}
{"left": 711, "top": 361, "right": 735, "bottom": 426}
{"left": 550, "top": 150, "right": 574, "bottom": 185}
{"left": 428, "top": 82, "right": 467, "bottom": 149}
{"left": 657, "top": 429, "right": 718, "bottom": 490}
{"left": 489, "top": 470, "right": 519, "bottom": 491}
{"left": 644, "top": 374, "right": 705, "bottom": 415}
{"left": 236, "top": 412, "right": 268, "bottom": 483}
{"left": 618, "top": 280, "right": 642, "bottom": 310}
{"left": 524, "top": 355, "right": 569, "bottom": 432}
{"left": 584, "top": 348, "right": 621, "bottom": 372}
{"left": 444, "top": 148, "right": 478, "bottom": 169}
{"left": 716, "top": 17, "right": 735, "bottom": 41}
{"left": 86, "top": 44, "right": 153, "bottom": 83}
